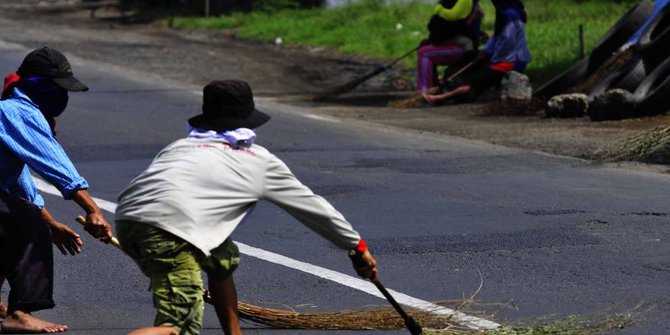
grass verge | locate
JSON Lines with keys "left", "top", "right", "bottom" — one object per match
{"left": 168, "top": 0, "right": 640, "bottom": 84}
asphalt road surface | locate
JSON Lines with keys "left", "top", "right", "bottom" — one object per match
{"left": 0, "top": 41, "right": 669, "bottom": 335}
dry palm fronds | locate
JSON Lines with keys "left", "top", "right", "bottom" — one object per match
{"left": 230, "top": 273, "right": 634, "bottom": 334}
{"left": 574, "top": 48, "right": 634, "bottom": 94}
{"left": 236, "top": 269, "right": 489, "bottom": 331}
{"left": 604, "top": 125, "right": 670, "bottom": 162}
{"left": 220, "top": 274, "right": 632, "bottom": 335}
{"left": 238, "top": 302, "right": 453, "bottom": 330}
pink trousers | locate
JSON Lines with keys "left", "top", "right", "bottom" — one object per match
{"left": 417, "top": 44, "right": 465, "bottom": 93}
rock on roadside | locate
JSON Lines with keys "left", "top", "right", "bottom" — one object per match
{"left": 545, "top": 93, "right": 589, "bottom": 118}
{"left": 589, "top": 89, "right": 636, "bottom": 122}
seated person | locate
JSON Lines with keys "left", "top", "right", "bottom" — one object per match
{"left": 423, "top": 0, "right": 530, "bottom": 104}
{"left": 417, "top": 0, "right": 482, "bottom": 93}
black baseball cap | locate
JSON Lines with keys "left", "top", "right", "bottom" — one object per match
{"left": 188, "top": 80, "right": 270, "bottom": 132}
{"left": 16, "top": 47, "right": 88, "bottom": 91}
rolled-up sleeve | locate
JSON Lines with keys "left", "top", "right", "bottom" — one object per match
{"left": 8, "top": 166, "right": 45, "bottom": 208}
{"left": 0, "top": 105, "right": 88, "bottom": 199}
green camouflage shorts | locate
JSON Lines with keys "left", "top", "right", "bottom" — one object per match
{"left": 116, "top": 221, "right": 240, "bottom": 335}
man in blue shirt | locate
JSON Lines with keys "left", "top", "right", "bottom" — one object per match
{"left": 0, "top": 47, "right": 113, "bottom": 333}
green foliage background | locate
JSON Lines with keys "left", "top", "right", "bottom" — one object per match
{"left": 172, "top": 0, "right": 640, "bottom": 83}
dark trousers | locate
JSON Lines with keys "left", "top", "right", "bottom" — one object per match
{"left": 0, "top": 191, "right": 55, "bottom": 313}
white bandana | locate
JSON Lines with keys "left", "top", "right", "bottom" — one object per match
{"left": 188, "top": 127, "right": 256, "bottom": 148}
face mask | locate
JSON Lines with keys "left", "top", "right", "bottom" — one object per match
{"left": 16, "top": 77, "right": 69, "bottom": 118}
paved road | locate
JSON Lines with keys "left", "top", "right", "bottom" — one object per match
{"left": 0, "top": 41, "right": 669, "bottom": 335}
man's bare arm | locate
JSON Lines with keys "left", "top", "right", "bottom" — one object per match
{"left": 71, "top": 189, "right": 112, "bottom": 243}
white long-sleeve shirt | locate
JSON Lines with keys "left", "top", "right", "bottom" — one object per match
{"left": 115, "top": 137, "right": 361, "bottom": 256}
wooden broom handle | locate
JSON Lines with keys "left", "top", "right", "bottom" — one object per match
{"left": 75, "top": 215, "right": 124, "bottom": 251}
{"left": 446, "top": 60, "right": 476, "bottom": 82}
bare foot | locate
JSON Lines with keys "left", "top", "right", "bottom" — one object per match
{"left": 421, "top": 92, "right": 437, "bottom": 105}
{"left": 1, "top": 311, "right": 68, "bottom": 333}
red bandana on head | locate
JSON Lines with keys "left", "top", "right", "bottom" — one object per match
{"left": 3, "top": 72, "right": 57, "bottom": 136}
{"left": 3, "top": 72, "right": 20, "bottom": 90}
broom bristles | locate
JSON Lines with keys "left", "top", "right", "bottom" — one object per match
{"left": 238, "top": 301, "right": 458, "bottom": 330}
{"left": 312, "top": 66, "right": 387, "bottom": 101}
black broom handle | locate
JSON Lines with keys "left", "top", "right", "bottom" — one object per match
{"left": 349, "top": 250, "right": 423, "bottom": 335}
{"left": 373, "top": 279, "right": 413, "bottom": 322}
{"left": 383, "top": 46, "right": 420, "bottom": 70}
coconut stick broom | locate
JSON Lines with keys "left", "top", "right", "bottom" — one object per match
{"left": 312, "top": 46, "right": 419, "bottom": 101}
{"left": 75, "top": 215, "right": 442, "bottom": 331}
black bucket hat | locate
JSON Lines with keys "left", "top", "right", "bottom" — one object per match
{"left": 188, "top": 80, "right": 270, "bottom": 132}
{"left": 17, "top": 47, "right": 88, "bottom": 92}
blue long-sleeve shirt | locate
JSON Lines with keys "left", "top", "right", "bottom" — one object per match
{"left": 483, "top": 8, "right": 531, "bottom": 70}
{"left": 0, "top": 88, "right": 88, "bottom": 207}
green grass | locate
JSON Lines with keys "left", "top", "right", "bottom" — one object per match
{"left": 170, "top": 0, "right": 640, "bottom": 83}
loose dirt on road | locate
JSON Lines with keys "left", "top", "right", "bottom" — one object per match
{"left": 1, "top": 4, "right": 669, "bottom": 166}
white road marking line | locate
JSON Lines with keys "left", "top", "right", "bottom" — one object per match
{"left": 237, "top": 243, "right": 501, "bottom": 330}
{"left": 33, "top": 178, "right": 118, "bottom": 213}
{"left": 301, "top": 113, "right": 341, "bottom": 123}
{"left": 34, "top": 177, "right": 500, "bottom": 330}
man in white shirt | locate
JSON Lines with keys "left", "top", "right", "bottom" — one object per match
{"left": 116, "top": 80, "right": 378, "bottom": 335}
